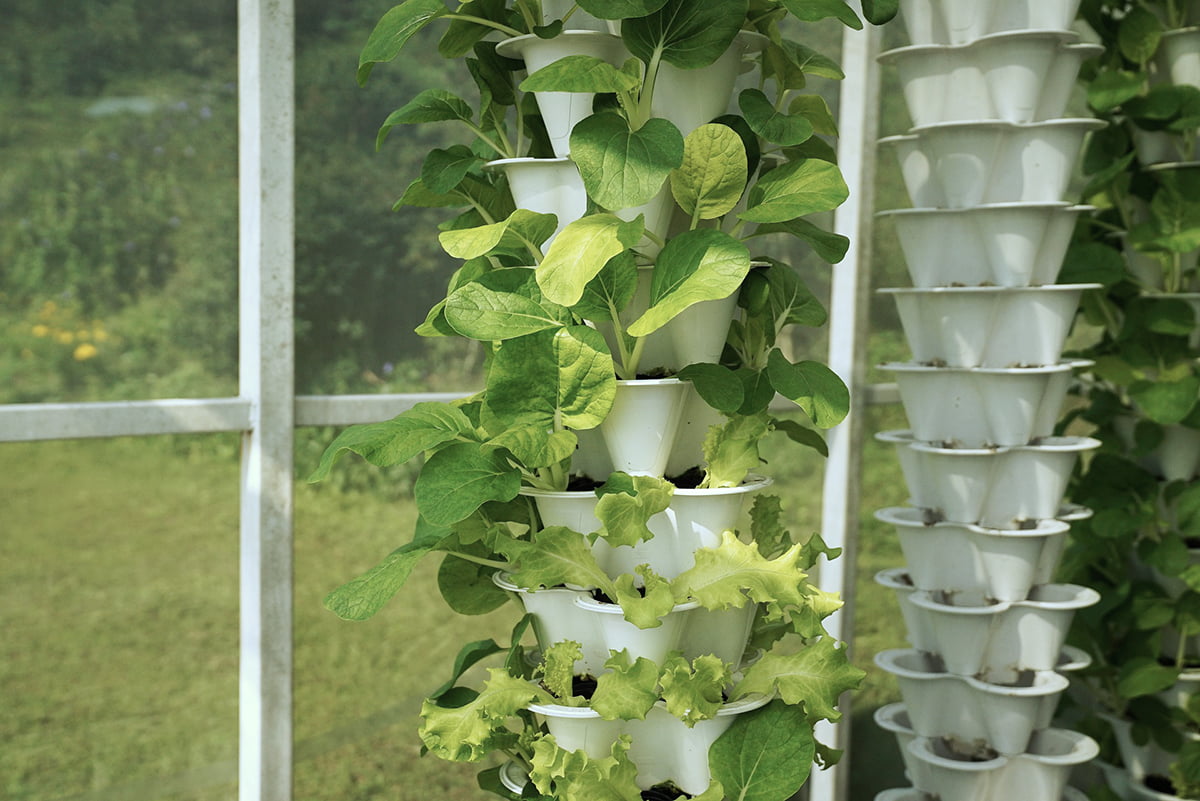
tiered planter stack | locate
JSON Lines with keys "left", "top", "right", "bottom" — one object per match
{"left": 1052, "top": 3, "right": 1200, "bottom": 799}
{"left": 311, "top": 2, "right": 887, "bottom": 800}
{"left": 871, "top": 1, "right": 1105, "bottom": 798}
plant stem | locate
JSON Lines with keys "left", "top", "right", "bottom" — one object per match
{"left": 443, "top": 550, "right": 512, "bottom": 570}
{"left": 444, "top": 14, "right": 523, "bottom": 38}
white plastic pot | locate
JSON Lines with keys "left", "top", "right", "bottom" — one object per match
{"left": 896, "top": 0, "right": 1084, "bottom": 46}
{"left": 904, "top": 583, "right": 1100, "bottom": 682}
{"left": 905, "top": 728, "right": 1098, "bottom": 801}
{"left": 876, "top": 507, "right": 1071, "bottom": 602}
{"left": 493, "top": 573, "right": 609, "bottom": 673}
{"left": 1162, "top": 27, "right": 1200, "bottom": 88}
{"left": 665, "top": 385, "right": 726, "bottom": 478}
{"left": 874, "top": 788, "right": 1086, "bottom": 801}
{"left": 486, "top": 157, "right": 587, "bottom": 244}
{"left": 882, "top": 361, "right": 1089, "bottom": 448}
{"left": 879, "top": 203, "right": 1090, "bottom": 288}
{"left": 523, "top": 475, "right": 770, "bottom": 581}
{"left": 599, "top": 378, "right": 689, "bottom": 477}
{"left": 881, "top": 284, "right": 1098, "bottom": 368}
{"left": 1106, "top": 713, "right": 1200, "bottom": 787}
{"left": 875, "top": 650, "right": 1071, "bottom": 756}
{"left": 541, "top": 0, "right": 607, "bottom": 31}
{"left": 1114, "top": 416, "right": 1200, "bottom": 483}
{"left": 495, "top": 32, "right": 629, "bottom": 158}
{"left": 529, "top": 693, "right": 772, "bottom": 794}
{"left": 651, "top": 32, "right": 768, "bottom": 137}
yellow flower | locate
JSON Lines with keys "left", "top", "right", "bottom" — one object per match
{"left": 39, "top": 300, "right": 58, "bottom": 320}
{"left": 73, "top": 343, "right": 98, "bottom": 361}
{"left": 31, "top": 324, "right": 50, "bottom": 337}
{"left": 55, "top": 330, "right": 74, "bottom": 344}
{"left": 93, "top": 328, "right": 110, "bottom": 343}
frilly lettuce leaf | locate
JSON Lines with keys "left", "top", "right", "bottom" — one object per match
{"left": 590, "top": 650, "right": 660, "bottom": 721}
{"left": 671, "top": 531, "right": 811, "bottom": 611}
{"left": 613, "top": 566, "right": 676, "bottom": 629}
{"left": 732, "top": 638, "right": 864, "bottom": 722}
{"left": 499, "top": 525, "right": 617, "bottom": 597}
{"left": 539, "top": 641, "right": 586, "bottom": 704}
{"left": 702, "top": 411, "right": 771, "bottom": 488}
{"left": 659, "top": 653, "right": 731, "bottom": 727}
{"left": 748, "top": 494, "right": 792, "bottom": 560}
{"left": 530, "top": 735, "right": 643, "bottom": 801}
{"left": 419, "top": 669, "right": 552, "bottom": 762}
{"left": 595, "top": 473, "right": 675, "bottom": 547}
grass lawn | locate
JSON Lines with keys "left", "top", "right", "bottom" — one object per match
{"left": 0, "top": 411, "right": 910, "bottom": 801}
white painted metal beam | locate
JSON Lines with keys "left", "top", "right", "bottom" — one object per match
{"left": 238, "top": 0, "right": 295, "bottom": 799}
{"left": 809, "top": 11, "right": 883, "bottom": 801}
{"left": 0, "top": 399, "right": 252, "bottom": 441}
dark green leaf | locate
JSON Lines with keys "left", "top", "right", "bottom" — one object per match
{"left": 781, "top": 0, "right": 862, "bottom": 30}
{"left": 1088, "top": 69, "right": 1147, "bottom": 113}
{"left": 622, "top": 0, "right": 748, "bottom": 69}
{"left": 678, "top": 363, "right": 744, "bottom": 414}
{"left": 570, "top": 114, "right": 685, "bottom": 210}
{"left": 710, "top": 701, "right": 815, "bottom": 801}
{"left": 766, "top": 350, "right": 849, "bottom": 428}
{"left": 323, "top": 519, "right": 452, "bottom": 620}
{"left": 358, "top": 0, "right": 451, "bottom": 85}
{"left": 413, "top": 443, "right": 524, "bottom": 525}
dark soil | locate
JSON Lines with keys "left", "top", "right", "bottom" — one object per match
{"left": 636, "top": 368, "right": 675, "bottom": 380}
{"left": 572, "top": 675, "right": 597, "bottom": 700}
{"left": 566, "top": 474, "right": 604, "bottom": 492}
{"left": 641, "top": 784, "right": 690, "bottom": 801}
{"left": 667, "top": 466, "right": 705, "bottom": 489}
{"left": 1146, "top": 775, "right": 1176, "bottom": 794}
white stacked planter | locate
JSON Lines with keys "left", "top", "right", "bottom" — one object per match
{"left": 872, "top": 2, "right": 1103, "bottom": 798}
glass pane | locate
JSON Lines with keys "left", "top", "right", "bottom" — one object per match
{"left": 0, "top": 4, "right": 241, "bottom": 404}
{"left": 0, "top": 436, "right": 240, "bottom": 800}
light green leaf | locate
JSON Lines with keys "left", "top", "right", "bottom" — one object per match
{"left": 531, "top": 735, "right": 643, "bottom": 801}
{"left": 419, "top": 669, "right": 552, "bottom": 761}
{"left": 659, "top": 653, "right": 731, "bottom": 726}
{"left": 710, "top": 700, "right": 815, "bottom": 801}
{"left": 359, "top": 0, "right": 452, "bottom": 86}
{"left": 590, "top": 651, "right": 660, "bottom": 720}
{"left": 570, "top": 114, "right": 685, "bottom": 211}
{"left": 739, "top": 88, "right": 815, "bottom": 146}
{"left": 445, "top": 272, "right": 568, "bottom": 340}
{"left": 622, "top": 0, "right": 748, "bottom": 69}
{"left": 627, "top": 229, "right": 751, "bottom": 337}
{"left": 672, "top": 531, "right": 811, "bottom": 610}
{"left": 573, "top": 252, "right": 640, "bottom": 322}
{"left": 1117, "top": 657, "right": 1181, "bottom": 698}
{"left": 790, "top": 94, "right": 838, "bottom": 136}
{"left": 540, "top": 641, "right": 586, "bottom": 702}
{"left": 613, "top": 567, "right": 677, "bottom": 629}
{"left": 521, "top": 55, "right": 640, "bottom": 93}
{"left": 308, "top": 402, "right": 475, "bottom": 482}
{"left": 781, "top": 0, "right": 862, "bottom": 29}
{"left": 1130, "top": 376, "right": 1200, "bottom": 425}
{"left": 438, "top": 208, "right": 558, "bottom": 261}
{"left": 323, "top": 518, "right": 451, "bottom": 620}
{"left": 732, "top": 638, "right": 864, "bottom": 721}
{"left": 427, "top": 637, "right": 505, "bottom": 701}
{"left": 575, "top": 0, "right": 669, "bottom": 18}
{"left": 748, "top": 494, "right": 792, "bottom": 560}
{"left": 503, "top": 526, "right": 617, "bottom": 595}
{"left": 702, "top": 412, "right": 770, "bottom": 489}
{"left": 490, "top": 427, "right": 578, "bottom": 470}
{"left": 1089, "top": 69, "right": 1146, "bottom": 112}
{"left": 740, "top": 158, "right": 849, "bottom": 224}
{"left": 594, "top": 473, "right": 675, "bottom": 547}
{"left": 766, "top": 350, "right": 849, "bottom": 428}
{"left": 670, "top": 123, "right": 749, "bottom": 221}
{"left": 413, "top": 442, "right": 523, "bottom": 526}
{"left": 538, "top": 213, "right": 644, "bottom": 306}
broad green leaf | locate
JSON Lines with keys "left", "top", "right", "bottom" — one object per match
{"left": 590, "top": 651, "right": 660, "bottom": 720}
{"left": 322, "top": 519, "right": 451, "bottom": 620}
{"left": 503, "top": 526, "right": 617, "bottom": 595}
{"left": 710, "top": 700, "right": 815, "bottom": 801}
{"left": 570, "top": 114, "right": 685, "bottom": 211}
{"left": 740, "top": 158, "right": 849, "bottom": 224}
{"left": 438, "top": 208, "right": 558, "bottom": 261}
{"left": 748, "top": 218, "right": 850, "bottom": 264}
{"left": 739, "top": 88, "right": 815, "bottom": 146}
{"left": 622, "top": 0, "right": 749, "bottom": 69}
{"left": 471, "top": 40, "right": 519, "bottom": 107}
{"left": 767, "top": 350, "right": 849, "bottom": 428}
{"left": 1089, "top": 69, "right": 1146, "bottom": 112}
{"left": 1130, "top": 376, "right": 1200, "bottom": 425}
{"left": 732, "top": 638, "right": 864, "bottom": 721}
{"left": 1118, "top": 6, "right": 1163, "bottom": 65}
{"left": 1117, "top": 657, "right": 1181, "bottom": 698}
{"left": 1142, "top": 298, "right": 1197, "bottom": 336}
{"left": 419, "top": 669, "right": 552, "bottom": 761}
{"left": 484, "top": 328, "right": 616, "bottom": 431}
{"left": 613, "top": 567, "right": 677, "bottom": 629}
{"left": 308, "top": 402, "right": 475, "bottom": 481}
{"left": 595, "top": 473, "right": 675, "bottom": 547}
{"left": 538, "top": 213, "right": 644, "bottom": 306}
{"left": 413, "top": 442, "right": 523, "bottom": 525}
{"left": 776, "top": 39, "right": 845, "bottom": 81}
{"left": 428, "top": 638, "right": 505, "bottom": 700}
{"left": 521, "top": 55, "right": 640, "bottom": 93}
{"left": 439, "top": 551, "right": 511, "bottom": 615}
{"left": 702, "top": 412, "right": 771, "bottom": 489}
{"left": 748, "top": 494, "right": 791, "bottom": 560}
{"left": 573, "top": 252, "right": 639, "bottom": 322}
{"left": 627, "top": 229, "right": 751, "bottom": 337}
{"left": 670, "top": 123, "right": 749, "bottom": 221}
{"left": 677, "top": 363, "right": 744, "bottom": 415}
{"left": 1057, "top": 242, "right": 1128, "bottom": 286}
{"left": 376, "top": 88, "right": 473, "bottom": 148}
{"left": 660, "top": 653, "right": 731, "bottom": 726}
{"left": 540, "top": 640, "right": 586, "bottom": 702}
{"left": 789, "top": 94, "right": 838, "bottom": 136}
{"left": 737, "top": 367, "right": 777, "bottom": 415}
{"left": 422, "top": 145, "right": 484, "bottom": 195}
{"left": 860, "top": 0, "right": 899, "bottom": 25}
{"left": 575, "top": 0, "right": 669, "bottom": 19}
{"left": 359, "top": 0, "right": 451, "bottom": 86}
{"left": 490, "top": 426, "right": 578, "bottom": 470}
{"left": 438, "top": 0, "right": 504, "bottom": 57}
{"left": 781, "top": 0, "right": 862, "bottom": 29}
{"left": 760, "top": 258, "right": 828, "bottom": 327}
{"left": 396, "top": 177, "right": 469, "bottom": 210}
{"left": 672, "top": 531, "right": 811, "bottom": 610}
{"left": 772, "top": 418, "right": 829, "bottom": 458}
{"left": 445, "top": 273, "right": 568, "bottom": 341}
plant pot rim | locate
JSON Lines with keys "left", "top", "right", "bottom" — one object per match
{"left": 877, "top": 282, "right": 1103, "bottom": 297}
{"left": 574, "top": 594, "right": 701, "bottom": 614}
{"left": 875, "top": 505, "right": 1071, "bottom": 536}
{"left": 880, "top": 359, "right": 1093, "bottom": 376}
{"left": 877, "top": 202, "right": 1093, "bottom": 217}
{"left": 875, "top": 648, "right": 1071, "bottom": 693}
{"left": 909, "top": 583, "right": 1100, "bottom": 614}
{"left": 1145, "top": 159, "right": 1200, "bottom": 173}
{"left": 908, "top": 736, "right": 1007, "bottom": 769}
{"left": 530, "top": 690, "right": 772, "bottom": 717}
{"left": 615, "top": 377, "right": 685, "bottom": 387}
{"left": 495, "top": 29, "right": 623, "bottom": 58}
{"left": 877, "top": 29, "right": 1079, "bottom": 61}
{"left": 905, "top": 433, "right": 1103, "bottom": 455}
{"left": 492, "top": 571, "right": 593, "bottom": 594}
{"left": 519, "top": 474, "right": 773, "bottom": 499}
{"left": 485, "top": 155, "right": 575, "bottom": 168}
{"left": 909, "top": 117, "right": 1107, "bottom": 134}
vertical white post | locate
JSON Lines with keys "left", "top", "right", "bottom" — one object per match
{"left": 238, "top": 1, "right": 295, "bottom": 800}
{"left": 808, "top": 13, "right": 882, "bottom": 801}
